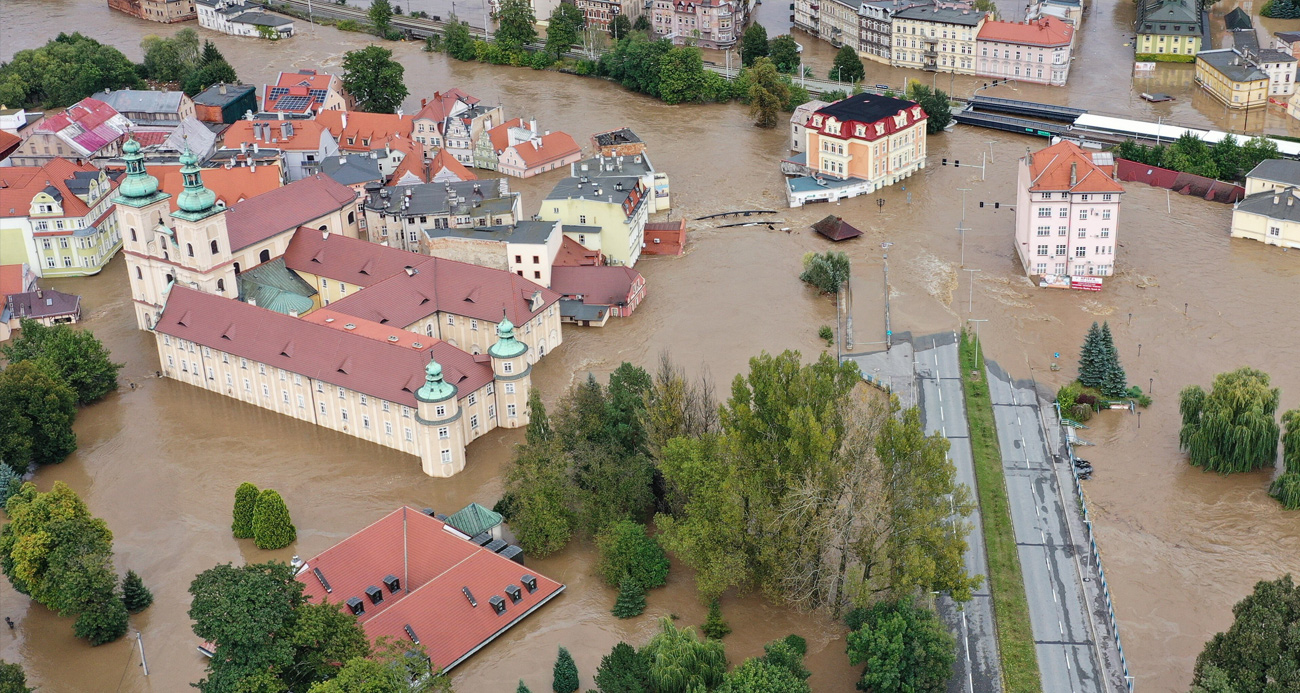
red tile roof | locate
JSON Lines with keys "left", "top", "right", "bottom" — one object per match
{"left": 488, "top": 118, "right": 527, "bottom": 153}
{"left": 0, "top": 264, "right": 30, "bottom": 316}
{"left": 153, "top": 163, "right": 283, "bottom": 212}
{"left": 978, "top": 17, "right": 1073, "bottom": 47}
{"left": 301, "top": 308, "right": 442, "bottom": 351}
{"left": 428, "top": 148, "right": 477, "bottom": 182}
{"left": 282, "top": 227, "right": 422, "bottom": 288}
{"left": 296, "top": 507, "right": 564, "bottom": 673}
{"left": 550, "top": 265, "right": 642, "bottom": 306}
{"left": 1026, "top": 140, "right": 1125, "bottom": 194}
{"left": 316, "top": 111, "right": 416, "bottom": 152}
{"left": 154, "top": 287, "right": 493, "bottom": 406}
{"left": 264, "top": 69, "right": 340, "bottom": 113}
{"left": 413, "top": 89, "right": 480, "bottom": 123}
{"left": 643, "top": 220, "right": 685, "bottom": 255}
{"left": 222, "top": 119, "right": 330, "bottom": 151}
{"left": 382, "top": 136, "right": 429, "bottom": 186}
{"left": 0, "top": 131, "right": 22, "bottom": 161}
{"left": 552, "top": 236, "right": 602, "bottom": 266}
{"left": 131, "top": 130, "right": 171, "bottom": 146}
{"left": 325, "top": 254, "right": 561, "bottom": 328}
{"left": 0, "top": 158, "right": 106, "bottom": 218}
{"left": 506, "top": 131, "right": 581, "bottom": 169}
{"left": 224, "top": 174, "right": 357, "bottom": 251}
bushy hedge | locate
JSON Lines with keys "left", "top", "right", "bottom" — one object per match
{"left": 1135, "top": 53, "right": 1195, "bottom": 63}
{"left": 252, "top": 489, "right": 296, "bottom": 550}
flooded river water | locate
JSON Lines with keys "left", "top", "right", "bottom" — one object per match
{"left": 3, "top": 0, "right": 1300, "bottom": 691}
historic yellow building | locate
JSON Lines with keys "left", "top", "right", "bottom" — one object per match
{"left": 1135, "top": 0, "right": 1202, "bottom": 60}
{"left": 891, "top": 6, "right": 984, "bottom": 74}
{"left": 1196, "top": 49, "right": 1268, "bottom": 109}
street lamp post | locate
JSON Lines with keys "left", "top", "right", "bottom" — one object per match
{"left": 967, "top": 319, "right": 988, "bottom": 366}
{"left": 957, "top": 187, "right": 971, "bottom": 266}
{"left": 963, "top": 268, "right": 981, "bottom": 313}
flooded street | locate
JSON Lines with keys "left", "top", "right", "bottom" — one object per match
{"left": 3, "top": 0, "right": 1300, "bottom": 691}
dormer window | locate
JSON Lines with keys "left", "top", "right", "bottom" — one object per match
{"left": 855, "top": 124, "right": 866, "bottom": 137}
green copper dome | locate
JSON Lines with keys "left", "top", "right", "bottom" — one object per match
{"left": 416, "top": 357, "right": 457, "bottom": 403}
{"left": 116, "top": 134, "right": 161, "bottom": 201}
{"left": 174, "top": 146, "right": 217, "bottom": 215}
{"left": 488, "top": 314, "right": 528, "bottom": 359}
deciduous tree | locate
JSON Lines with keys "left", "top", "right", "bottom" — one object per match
{"left": 1283, "top": 409, "right": 1300, "bottom": 473}
{"left": 367, "top": 0, "right": 394, "bottom": 35}
{"left": 846, "top": 598, "right": 954, "bottom": 693}
{"left": 906, "top": 82, "right": 953, "bottom": 134}
{"left": 252, "top": 489, "right": 297, "bottom": 550}
{"left": 546, "top": 3, "right": 585, "bottom": 58}
{"left": 746, "top": 58, "right": 788, "bottom": 128}
{"left": 0, "top": 660, "right": 32, "bottom": 693}
{"left": 641, "top": 618, "right": 727, "bottom": 692}
{"left": 233, "top": 482, "right": 260, "bottom": 539}
{"left": 594, "top": 642, "right": 650, "bottom": 693}
{"left": 830, "top": 45, "right": 863, "bottom": 83}
{"left": 799, "top": 250, "right": 850, "bottom": 295}
{"left": 1179, "top": 367, "right": 1281, "bottom": 474}
{"left": 284, "top": 601, "right": 372, "bottom": 690}
{"left": 73, "top": 592, "right": 129, "bottom": 646}
{"left": 740, "top": 23, "right": 768, "bottom": 67}
{"left": 0, "top": 33, "right": 142, "bottom": 108}
{"left": 633, "top": 14, "right": 651, "bottom": 32}
{"left": 610, "top": 13, "right": 632, "bottom": 39}
{"left": 2, "top": 319, "right": 121, "bottom": 404}
{"left": 596, "top": 520, "right": 669, "bottom": 589}
{"left": 189, "top": 562, "right": 304, "bottom": 691}
{"left": 341, "top": 45, "right": 409, "bottom": 114}
{"left": 496, "top": 0, "right": 538, "bottom": 51}
{"left": 445, "top": 16, "right": 476, "bottom": 60}
{"left": 1270, "top": 472, "right": 1300, "bottom": 510}
{"left": 1192, "top": 574, "right": 1300, "bottom": 693}
{"left": 716, "top": 658, "right": 810, "bottom": 693}
{"left": 769, "top": 34, "right": 800, "bottom": 74}
{"left": 658, "top": 46, "right": 711, "bottom": 105}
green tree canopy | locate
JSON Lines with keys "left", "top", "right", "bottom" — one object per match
{"left": 701, "top": 598, "right": 730, "bottom": 639}
{"left": 830, "top": 45, "right": 864, "bottom": 83}
{"left": 341, "top": 45, "right": 409, "bottom": 114}
{"left": 368, "top": 0, "right": 394, "bottom": 34}
{"left": 1271, "top": 472, "right": 1300, "bottom": 510}
{"left": 633, "top": 14, "right": 651, "bottom": 31}
{"left": 740, "top": 23, "right": 769, "bottom": 67}
{"left": 0, "top": 359, "right": 77, "bottom": 472}
{"left": 769, "top": 35, "right": 800, "bottom": 74}
{"left": 141, "top": 29, "right": 201, "bottom": 83}
{"left": 1179, "top": 367, "right": 1281, "bottom": 474}
{"left": 716, "top": 657, "right": 810, "bottom": 693}
{"left": 1282, "top": 409, "right": 1300, "bottom": 474}
{"left": 1192, "top": 574, "right": 1300, "bottom": 693}
{"left": 1077, "top": 321, "right": 1105, "bottom": 388}
{"left": 445, "top": 16, "right": 476, "bottom": 60}
{"left": 596, "top": 520, "right": 669, "bottom": 590}
{"left": 610, "top": 13, "right": 633, "bottom": 40}
{"left": 612, "top": 578, "right": 647, "bottom": 618}
{"left": 182, "top": 59, "right": 239, "bottom": 97}
{"left": 189, "top": 562, "right": 305, "bottom": 691}
{"left": 658, "top": 46, "right": 712, "bottom": 105}
{"left": 746, "top": 58, "right": 789, "bottom": 128}
{"left": 906, "top": 82, "right": 953, "bottom": 134}
{"left": 73, "top": 593, "right": 129, "bottom": 646}
{"left": 594, "top": 642, "right": 650, "bottom": 693}
{"left": 253, "top": 489, "right": 297, "bottom": 550}
{"left": 546, "top": 3, "right": 585, "bottom": 58}
{"left": 0, "top": 464, "right": 21, "bottom": 510}
{"left": 553, "top": 646, "right": 579, "bottom": 693}
{"left": 122, "top": 569, "right": 154, "bottom": 613}
{"left": 284, "top": 601, "right": 372, "bottom": 690}
{"left": 598, "top": 33, "right": 673, "bottom": 98}
{"left": 496, "top": 0, "right": 538, "bottom": 51}
{"left": 0, "top": 32, "right": 142, "bottom": 108}
{"left": 641, "top": 618, "right": 727, "bottom": 693}
{"left": 0, "top": 660, "right": 32, "bottom": 693}
{"left": 233, "top": 482, "right": 260, "bottom": 539}
{"left": 799, "top": 250, "right": 850, "bottom": 294}
{"left": 846, "top": 597, "right": 954, "bottom": 693}
{"left": 2, "top": 319, "right": 122, "bottom": 404}
{"left": 1165, "top": 132, "right": 1220, "bottom": 179}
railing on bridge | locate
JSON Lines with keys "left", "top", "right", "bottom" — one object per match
{"left": 952, "top": 109, "right": 1069, "bottom": 138}
{"left": 968, "top": 96, "right": 1088, "bottom": 122}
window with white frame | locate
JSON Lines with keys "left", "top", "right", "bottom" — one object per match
{"left": 470, "top": 414, "right": 479, "bottom": 429}
{"left": 507, "top": 404, "right": 517, "bottom": 417}
{"left": 505, "top": 382, "right": 516, "bottom": 394}
{"left": 441, "top": 449, "right": 451, "bottom": 463}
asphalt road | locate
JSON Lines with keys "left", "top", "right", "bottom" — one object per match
{"left": 986, "top": 366, "right": 1105, "bottom": 693}
{"left": 913, "top": 334, "right": 1001, "bottom": 693}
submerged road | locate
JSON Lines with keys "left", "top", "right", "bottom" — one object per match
{"left": 986, "top": 366, "right": 1105, "bottom": 693}
{"left": 913, "top": 334, "right": 1001, "bottom": 693}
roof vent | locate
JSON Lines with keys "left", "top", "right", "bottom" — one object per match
{"left": 488, "top": 595, "right": 507, "bottom": 615}
{"left": 383, "top": 574, "right": 401, "bottom": 593}
{"left": 345, "top": 597, "right": 365, "bottom": 616}
{"left": 521, "top": 574, "right": 538, "bottom": 593}
{"left": 404, "top": 624, "right": 420, "bottom": 644}
{"left": 405, "top": 266, "right": 417, "bottom": 276}
{"left": 462, "top": 586, "right": 478, "bottom": 607}
{"left": 365, "top": 585, "right": 384, "bottom": 604}
{"left": 313, "top": 568, "right": 333, "bottom": 593}
{"left": 388, "top": 335, "right": 400, "bottom": 342}
{"left": 485, "top": 539, "right": 508, "bottom": 553}
{"left": 505, "top": 584, "right": 523, "bottom": 603}
{"left": 344, "top": 323, "right": 356, "bottom": 330}
{"left": 413, "top": 342, "right": 424, "bottom": 348}
{"left": 325, "top": 317, "right": 335, "bottom": 323}
{"left": 421, "top": 507, "right": 435, "bottom": 516}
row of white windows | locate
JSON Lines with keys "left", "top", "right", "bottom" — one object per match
{"left": 1036, "top": 226, "right": 1111, "bottom": 237}
{"left": 1037, "top": 207, "right": 1114, "bottom": 220}
{"left": 1035, "top": 245, "right": 1115, "bottom": 256}
{"left": 1035, "top": 263, "right": 1113, "bottom": 276}
{"left": 1039, "top": 192, "right": 1115, "bottom": 201}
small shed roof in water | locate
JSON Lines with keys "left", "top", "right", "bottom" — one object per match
{"left": 811, "top": 215, "right": 864, "bottom": 242}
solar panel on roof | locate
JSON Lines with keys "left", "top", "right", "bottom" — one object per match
{"left": 275, "top": 96, "right": 312, "bottom": 112}
{"left": 309, "top": 89, "right": 328, "bottom": 103}
{"left": 269, "top": 87, "right": 289, "bottom": 97}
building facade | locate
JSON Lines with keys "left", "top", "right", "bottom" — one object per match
{"left": 1135, "top": 0, "right": 1202, "bottom": 59}
{"left": 1014, "top": 141, "right": 1124, "bottom": 282}
{"left": 0, "top": 159, "right": 122, "bottom": 278}
{"left": 197, "top": 0, "right": 296, "bottom": 37}
{"left": 820, "top": 0, "right": 864, "bottom": 52}
{"left": 362, "top": 179, "right": 521, "bottom": 254}
{"left": 7, "top": 98, "right": 133, "bottom": 168}
{"left": 222, "top": 120, "right": 340, "bottom": 180}
{"left": 1230, "top": 187, "right": 1300, "bottom": 249}
{"left": 975, "top": 17, "right": 1074, "bottom": 86}
{"left": 891, "top": 6, "right": 984, "bottom": 74}
{"left": 93, "top": 90, "right": 196, "bottom": 128}
{"left": 539, "top": 176, "right": 650, "bottom": 267}
{"left": 1196, "top": 49, "right": 1269, "bottom": 109}
{"left": 107, "top": 0, "right": 196, "bottom": 22}
{"left": 1251, "top": 49, "right": 1297, "bottom": 96}
{"left": 859, "top": 1, "right": 899, "bottom": 64}
{"left": 652, "top": 0, "right": 744, "bottom": 49}
{"left": 497, "top": 131, "right": 583, "bottom": 178}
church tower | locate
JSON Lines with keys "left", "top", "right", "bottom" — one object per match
{"left": 113, "top": 135, "right": 172, "bottom": 330}
{"left": 488, "top": 315, "right": 530, "bottom": 430}
{"left": 415, "top": 357, "right": 466, "bottom": 477}
{"left": 168, "top": 146, "right": 236, "bottom": 298}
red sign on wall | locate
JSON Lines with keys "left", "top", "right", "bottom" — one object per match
{"left": 1070, "top": 276, "right": 1104, "bottom": 291}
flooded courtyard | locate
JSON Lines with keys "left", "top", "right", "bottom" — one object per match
{"left": 2, "top": 0, "right": 1300, "bottom": 690}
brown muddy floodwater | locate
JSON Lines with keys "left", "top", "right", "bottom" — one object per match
{"left": 3, "top": 0, "right": 1300, "bottom": 691}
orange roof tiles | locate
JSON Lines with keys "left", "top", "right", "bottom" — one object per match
{"left": 296, "top": 507, "right": 564, "bottom": 673}
{"left": 553, "top": 235, "right": 602, "bottom": 266}
{"left": 154, "top": 288, "right": 493, "bottom": 406}
{"left": 0, "top": 131, "right": 20, "bottom": 161}
{"left": 978, "top": 17, "right": 1073, "bottom": 47}
{"left": 488, "top": 118, "right": 527, "bottom": 153}
{"left": 282, "top": 227, "right": 422, "bottom": 288}
{"left": 428, "top": 148, "right": 477, "bottom": 182}
{"left": 316, "top": 111, "right": 416, "bottom": 152}
{"left": 223, "top": 175, "right": 357, "bottom": 251}
{"left": 1026, "top": 140, "right": 1125, "bottom": 194}
{"left": 507, "top": 131, "right": 580, "bottom": 169}
{"left": 413, "top": 89, "right": 480, "bottom": 123}
{"left": 301, "top": 309, "right": 439, "bottom": 351}
{"left": 153, "top": 163, "right": 283, "bottom": 212}
{"left": 222, "top": 119, "right": 330, "bottom": 151}
{"left": 643, "top": 220, "right": 685, "bottom": 255}
{"left": 0, "top": 158, "right": 104, "bottom": 218}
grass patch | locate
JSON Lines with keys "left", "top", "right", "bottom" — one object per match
{"left": 959, "top": 331, "right": 1043, "bottom": 693}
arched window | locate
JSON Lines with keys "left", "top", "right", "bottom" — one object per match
{"left": 318, "top": 224, "right": 328, "bottom": 231}
{"left": 347, "top": 211, "right": 355, "bottom": 224}
{"left": 217, "top": 278, "right": 225, "bottom": 292}
{"left": 425, "top": 324, "right": 434, "bottom": 337}
{"left": 233, "top": 262, "right": 241, "bottom": 275}
{"left": 259, "top": 249, "right": 270, "bottom": 263}
{"left": 187, "top": 243, "right": 194, "bottom": 257}
{"left": 210, "top": 240, "right": 219, "bottom": 255}
{"left": 165, "top": 273, "right": 174, "bottom": 284}
{"left": 136, "top": 267, "right": 143, "bottom": 279}
{"left": 163, "top": 250, "right": 169, "bottom": 261}
{"left": 130, "top": 228, "right": 137, "bottom": 242}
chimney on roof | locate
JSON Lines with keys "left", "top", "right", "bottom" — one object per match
{"left": 253, "top": 142, "right": 259, "bottom": 153}
{"left": 341, "top": 111, "right": 348, "bottom": 130}
{"left": 278, "top": 111, "right": 285, "bottom": 120}
{"left": 219, "top": 83, "right": 227, "bottom": 95}
{"left": 529, "top": 119, "right": 538, "bottom": 134}
{"left": 421, "top": 98, "right": 427, "bottom": 107}
{"left": 396, "top": 107, "right": 403, "bottom": 117}
{"left": 36, "top": 289, "right": 42, "bottom": 299}
{"left": 1070, "top": 161, "right": 1077, "bottom": 186}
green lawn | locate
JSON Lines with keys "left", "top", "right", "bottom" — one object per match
{"left": 959, "top": 332, "right": 1043, "bottom": 693}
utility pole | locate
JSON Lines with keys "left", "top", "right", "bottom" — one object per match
{"left": 964, "top": 268, "right": 981, "bottom": 312}
{"left": 882, "top": 242, "right": 893, "bottom": 351}
{"left": 967, "top": 318, "right": 988, "bottom": 365}
{"left": 137, "top": 631, "right": 150, "bottom": 676}
{"left": 957, "top": 187, "right": 971, "bottom": 267}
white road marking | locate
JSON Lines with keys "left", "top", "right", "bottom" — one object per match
{"left": 1059, "top": 620, "right": 1065, "bottom": 634}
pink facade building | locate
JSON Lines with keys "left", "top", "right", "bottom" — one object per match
{"left": 1014, "top": 141, "right": 1124, "bottom": 285}
{"left": 652, "top": 0, "right": 745, "bottom": 49}
{"left": 976, "top": 17, "right": 1074, "bottom": 86}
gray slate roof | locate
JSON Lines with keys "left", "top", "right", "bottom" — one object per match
{"left": 193, "top": 83, "right": 256, "bottom": 108}
{"left": 320, "top": 154, "right": 383, "bottom": 186}
{"left": 1247, "top": 159, "right": 1300, "bottom": 186}
{"left": 1138, "top": 0, "right": 1200, "bottom": 33}
{"left": 425, "top": 220, "right": 557, "bottom": 245}
{"left": 93, "top": 90, "right": 184, "bottom": 116}
{"left": 573, "top": 154, "right": 654, "bottom": 178}
{"left": 892, "top": 6, "right": 985, "bottom": 25}
{"left": 1198, "top": 50, "right": 1267, "bottom": 82}
{"left": 1237, "top": 187, "right": 1300, "bottom": 222}
{"left": 545, "top": 176, "right": 641, "bottom": 205}
{"left": 366, "top": 179, "right": 509, "bottom": 217}
{"left": 6, "top": 289, "right": 81, "bottom": 320}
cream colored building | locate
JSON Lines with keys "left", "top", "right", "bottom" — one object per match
{"left": 1231, "top": 160, "right": 1300, "bottom": 249}
{"left": 1196, "top": 49, "right": 1269, "bottom": 109}
{"left": 539, "top": 176, "right": 651, "bottom": 268}
{"left": 891, "top": 6, "right": 984, "bottom": 74}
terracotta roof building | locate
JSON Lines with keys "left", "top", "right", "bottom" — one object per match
{"left": 811, "top": 215, "right": 864, "bottom": 242}
{"left": 223, "top": 174, "right": 358, "bottom": 251}
{"left": 643, "top": 219, "right": 686, "bottom": 255}
{"left": 152, "top": 163, "right": 283, "bottom": 212}
{"left": 497, "top": 131, "right": 583, "bottom": 179}
{"left": 1014, "top": 141, "right": 1124, "bottom": 283}
{"left": 222, "top": 119, "right": 339, "bottom": 181}
{"left": 551, "top": 265, "right": 645, "bottom": 326}
{"left": 8, "top": 98, "right": 134, "bottom": 167}
{"left": 316, "top": 111, "right": 417, "bottom": 153}
{"left": 295, "top": 507, "right": 564, "bottom": 671}
{"left": 976, "top": 17, "right": 1075, "bottom": 86}
{"left": 0, "top": 158, "right": 123, "bottom": 278}
{"left": 262, "top": 69, "right": 348, "bottom": 115}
